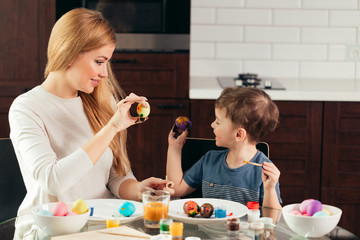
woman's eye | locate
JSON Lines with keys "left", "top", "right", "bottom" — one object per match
{"left": 96, "top": 60, "right": 104, "bottom": 65}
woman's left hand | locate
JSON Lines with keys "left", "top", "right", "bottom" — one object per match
{"left": 137, "top": 177, "right": 175, "bottom": 200}
{"left": 261, "top": 162, "right": 280, "bottom": 190}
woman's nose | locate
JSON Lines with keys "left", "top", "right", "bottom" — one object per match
{"left": 99, "top": 65, "right": 108, "bottom": 78}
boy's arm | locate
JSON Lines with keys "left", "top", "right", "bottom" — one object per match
{"left": 262, "top": 162, "right": 282, "bottom": 209}
{"left": 166, "top": 129, "right": 196, "bottom": 198}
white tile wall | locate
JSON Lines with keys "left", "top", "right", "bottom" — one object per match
{"left": 190, "top": 0, "right": 360, "bottom": 81}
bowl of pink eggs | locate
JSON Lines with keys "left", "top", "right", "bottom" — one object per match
{"left": 32, "top": 199, "right": 90, "bottom": 236}
{"left": 282, "top": 199, "right": 342, "bottom": 238}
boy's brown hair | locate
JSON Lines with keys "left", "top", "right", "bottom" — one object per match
{"left": 215, "top": 87, "right": 279, "bottom": 142}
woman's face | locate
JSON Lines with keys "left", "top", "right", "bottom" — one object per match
{"left": 65, "top": 44, "right": 115, "bottom": 96}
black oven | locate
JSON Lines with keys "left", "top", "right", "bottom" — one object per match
{"left": 56, "top": 0, "right": 190, "bottom": 52}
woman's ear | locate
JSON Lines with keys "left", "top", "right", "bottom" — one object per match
{"left": 235, "top": 127, "right": 247, "bottom": 141}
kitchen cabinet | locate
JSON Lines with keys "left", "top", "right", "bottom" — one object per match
{"left": 111, "top": 52, "right": 190, "bottom": 180}
{"left": 190, "top": 100, "right": 360, "bottom": 237}
{"left": 0, "top": 0, "right": 55, "bottom": 137}
{"left": 111, "top": 53, "right": 189, "bottom": 99}
{"left": 322, "top": 102, "right": 360, "bottom": 237}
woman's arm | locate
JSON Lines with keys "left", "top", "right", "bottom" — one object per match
{"left": 82, "top": 93, "right": 148, "bottom": 165}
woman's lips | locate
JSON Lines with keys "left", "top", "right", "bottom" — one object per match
{"left": 91, "top": 79, "right": 100, "bottom": 87}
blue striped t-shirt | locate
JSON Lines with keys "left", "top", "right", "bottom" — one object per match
{"left": 183, "top": 149, "right": 282, "bottom": 206}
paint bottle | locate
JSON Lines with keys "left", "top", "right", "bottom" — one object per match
{"left": 247, "top": 201, "right": 260, "bottom": 222}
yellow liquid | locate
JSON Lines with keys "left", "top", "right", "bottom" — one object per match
{"left": 143, "top": 202, "right": 169, "bottom": 221}
{"left": 106, "top": 219, "right": 120, "bottom": 228}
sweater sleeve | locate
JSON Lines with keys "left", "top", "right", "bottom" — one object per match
{"left": 9, "top": 100, "right": 94, "bottom": 197}
{"left": 108, "top": 167, "right": 137, "bottom": 198}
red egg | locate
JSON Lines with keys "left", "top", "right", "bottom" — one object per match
{"left": 183, "top": 200, "right": 199, "bottom": 217}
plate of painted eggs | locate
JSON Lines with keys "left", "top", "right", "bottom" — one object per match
{"left": 168, "top": 198, "right": 248, "bottom": 224}
{"left": 85, "top": 199, "right": 143, "bottom": 223}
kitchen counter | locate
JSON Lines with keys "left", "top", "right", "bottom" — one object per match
{"left": 190, "top": 77, "right": 360, "bottom": 101}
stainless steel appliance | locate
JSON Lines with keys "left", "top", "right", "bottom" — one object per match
{"left": 217, "top": 73, "right": 286, "bottom": 90}
{"left": 56, "top": 0, "right": 190, "bottom": 52}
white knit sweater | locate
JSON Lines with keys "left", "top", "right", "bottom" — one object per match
{"left": 9, "top": 86, "right": 135, "bottom": 239}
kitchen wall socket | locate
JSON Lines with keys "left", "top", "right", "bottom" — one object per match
{"left": 346, "top": 45, "right": 360, "bottom": 61}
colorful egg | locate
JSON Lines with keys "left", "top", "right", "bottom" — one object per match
{"left": 118, "top": 201, "right": 136, "bottom": 217}
{"left": 38, "top": 209, "right": 54, "bottom": 216}
{"left": 183, "top": 200, "right": 199, "bottom": 217}
{"left": 307, "top": 200, "right": 322, "bottom": 216}
{"left": 299, "top": 199, "right": 314, "bottom": 214}
{"left": 72, "top": 199, "right": 89, "bottom": 215}
{"left": 200, "top": 203, "right": 214, "bottom": 218}
{"left": 53, "top": 202, "right": 68, "bottom": 216}
{"left": 322, "top": 208, "right": 331, "bottom": 216}
{"left": 175, "top": 116, "right": 192, "bottom": 131}
{"left": 137, "top": 103, "right": 150, "bottom": 118}
{"left": 313, "top": 211, "right": 329, "bottom": 217}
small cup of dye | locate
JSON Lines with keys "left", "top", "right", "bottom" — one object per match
{"left": 214, "top": 206, "right": 227, "bottom": 218}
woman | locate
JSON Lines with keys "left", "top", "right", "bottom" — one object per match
{"left": 9, "top": 8, "right": 172, "bottom": 239}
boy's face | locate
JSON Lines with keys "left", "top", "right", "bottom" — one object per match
{"left": 211, "top": 108, "right": 237, "bottom": 148}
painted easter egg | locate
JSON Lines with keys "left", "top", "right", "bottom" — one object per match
{"left": 38, "top": 209, "right": 54, "bottom": 216}
{"left": 200, "top": 203, "right": 214, "bottom": 218}
{"left": 175, "top": 116, "right": 192, "bottom": 131}
{"left": 119, "top": 201, "right": 136, "bottom": 217}
{"left": 183, "top": 200, "right": 199, "bottom": 217}
{"left": 53, "top": 202, "right": 68, "bottom": 216}
{"left": 72, "top": 199, "right": 89, "bottom": 215}
{"left": 307, "top": 200, "right": 322, "bottom": 216}
{"left": 137, "top": 103, "right": 150, "bottom": 118}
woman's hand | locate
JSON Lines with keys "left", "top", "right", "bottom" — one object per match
{"left": 136, "top": 177, "right": 175, "bottom": 200}
{"left": 261, "top": 162, "right": 280, "bottom": 190}
{"left": 108, "top": 93, "right": 149, "bottom": 132}
{"left": 168, "top": 126, "right": 188, "bottom": 150}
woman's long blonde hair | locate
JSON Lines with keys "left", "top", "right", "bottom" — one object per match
{"left": 44, "top": 8, "right": 130, "bottom": 175}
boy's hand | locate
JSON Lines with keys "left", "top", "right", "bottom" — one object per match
{"left": 168, "top": 126, "right": 188, "bottom": 150}
{"left": 261, "top": 162, "right": 280, "bottom": 190}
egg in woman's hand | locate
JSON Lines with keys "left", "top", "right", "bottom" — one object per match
{"left": 137, "top": 103, "right": 150, "bottom": 118}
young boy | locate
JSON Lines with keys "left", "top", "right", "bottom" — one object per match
{"left": 166, "top": 87, "right": 282, "bottom": 209}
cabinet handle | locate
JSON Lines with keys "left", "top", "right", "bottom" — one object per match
{"left": 157, "top": 104, "right": 185, "bottom": 109}
{"left": 111, "top": 59, "right": 137, "bottom": 64}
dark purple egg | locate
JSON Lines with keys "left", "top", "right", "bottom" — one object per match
{"left": 175, "top": 116, "right": 192, "bottom": 131}
{"left": 200, "top": 203, "right": 214, "bottom": 218}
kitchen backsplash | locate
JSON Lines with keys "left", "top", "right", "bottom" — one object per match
{"left": 190, "top": 0, "right": 360, "bottom": 81}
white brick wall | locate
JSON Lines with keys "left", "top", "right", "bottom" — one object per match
{"left": 190, "top": 0, "right": 360, "bottom": 81}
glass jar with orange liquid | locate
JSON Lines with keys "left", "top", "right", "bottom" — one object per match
{"left": 142, "top": 190, "right": 170, "bottom": 229}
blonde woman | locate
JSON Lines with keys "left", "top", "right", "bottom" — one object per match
{"left": 9, "top": 8, "right": 173, "bottom": 239}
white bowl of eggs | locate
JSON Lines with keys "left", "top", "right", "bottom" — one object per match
{"left": 32, "top": 199, "right": 90, "bottom": 236}
{"left": 282, "top": 199, "right": 342, "bottom": 238}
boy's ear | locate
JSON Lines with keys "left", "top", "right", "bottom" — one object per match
{"left": 235, "top": 127, "right": 247, "bottom": 141}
